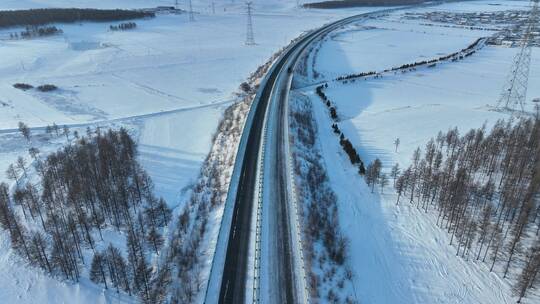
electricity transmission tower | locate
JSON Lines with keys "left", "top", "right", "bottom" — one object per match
{"left": 188, "top": 0, "right": 195, "bottom": 21}
{"left": 497, "top": 0, "right": 539, "bottom": 113}
{"left": 245, "top": 2, "right": 256, "bottom": 45}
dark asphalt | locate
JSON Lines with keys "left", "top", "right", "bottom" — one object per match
{"left": 217, "top": 38, "right": 307, "bottom": 303}
{"left": 217, "top": 11, "right": 395, "bottom": 304}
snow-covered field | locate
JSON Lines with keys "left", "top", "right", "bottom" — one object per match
{"left": 302, "top": 0, "right": 540, "bottom": 303}
{"left": 0, "top": 2, "right": 370, "bottom": 130}
{"left": 0, "top": 1, "right": 385, "bottom": 303}
{"left": 2, "top": 0, "right": 538, "bottom": 303}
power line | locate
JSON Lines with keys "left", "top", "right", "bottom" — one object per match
{"left": 188, "top": 0, "right": 195, "bottom": 21}
{"left": 245, "top": 2, "right": 255, "bottom": 45}
{"left": 496, "top": 0, "right": 539, "bottom": 113}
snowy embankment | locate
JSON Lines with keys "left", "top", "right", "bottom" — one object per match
{"left": 0, "top": 1, "right": 386, "bottom": 303}
{"left": 298, "top": 1, "right": 540, "bottom": 303}
{"left": 289, "top": 92, "right": 356, "bottom": 303}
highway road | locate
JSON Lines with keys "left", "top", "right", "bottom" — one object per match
{"left": 202, "top": 3, "right": 462, "bottom": 304}
{"left": 211, "top": 6, "right": 427, "bottom": 303}
{"left": 215, "top": 13, "right": 373, "bottom": 303}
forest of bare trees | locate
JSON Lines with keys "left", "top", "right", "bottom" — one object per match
{"left": 0, "top": 127, "right": 171, "bottom": 302}
{"left": 394, "top": 117, "right": 540, "bottom": 302}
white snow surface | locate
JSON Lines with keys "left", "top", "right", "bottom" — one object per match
{"left": 2, "top": 0, "right": 538, "bottom": 303}
{"left": 304, "top": 1, "right": 540, "bottom": 303}
{"left": 0, "top": 1, "right": 383, "bottom": 303}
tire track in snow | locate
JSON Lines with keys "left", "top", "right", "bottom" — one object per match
{"left": 0, "top": 98, "right": 233, "bottom": 134}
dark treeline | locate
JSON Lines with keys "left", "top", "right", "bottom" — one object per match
{"left": 336, "top": 71, "right": 377, "bottom": 82}
{"left": 316, "top": 84, "right": 366, "bottom": 174}
{"left": 0, "top": 9, "right": 154, "bottom": 28}
{"left": 110, "top": 22, "right": 137, "bottom": 31}
{"left": 37, "top": 84, "right": 58, "bottom": 92}
{"left": 13, "top": 83, "right": 57, "bottom": 92}
{"left": 10, "top": 25, "right": 62, "bottom": 39}
{"left": 336, "top": 38, "right": 484, "bottom": 82}
{"left": 0, "top": 127, "right": 171, "bottom": 302}
{"left": 421, "top": 22, "right": 496, "bottom": 32}
{"left": 304, "top": 0, "right": 423, "bottom": 9}
{"left": 13, "top": 83, "right": 33, "bottom": 90}
{"left": 394, "top": 117, "right": 540, "bottom": 302}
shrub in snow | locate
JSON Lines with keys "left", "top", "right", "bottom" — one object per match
{"left": 13, "top": 83, "right": 33, "bottom": 90}
{"left": 240, "top": 82, "right": 251, "bottom": 93}
{"left": 110, "top": 22, "right": 137, "bottom": 31}
{"left": 37, "top": 84, "right": 58, "bottom": 92}
{"left": 290, "top": 93, "right": 354, "bottom": 302}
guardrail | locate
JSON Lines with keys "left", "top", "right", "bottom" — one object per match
{"left": 205, "top": 3, "right": 445, "bottom": 302}
{"left": 205, "top": 11, "right": 379, "bottom": 304}
{"left": 203, "top": 54, "right": 283, "bottom": 303}
{"left": 283, "top": 81, "right": 310, "bottom": 304}
{"left": 252, "top": 117, "right": 268, "bottom": 303}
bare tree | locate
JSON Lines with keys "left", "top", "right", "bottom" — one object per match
{"left": 18, "top": 121, "right": 31, "bottom": 142}
{"left": 391, "top": 163, "right": 400, "bottom": 187}
{"left": 380, "top": 173, "right": 389, "bottom": 193}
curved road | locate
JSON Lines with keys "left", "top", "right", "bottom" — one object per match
{"left": 216, "top": 12, "right": 381, "bottom": 304}
{"left": 211, "top": 3, "right": 446, "bottom": 302}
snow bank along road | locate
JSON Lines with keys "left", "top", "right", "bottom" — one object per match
{"left": 205, "top": 7, "right": 411, "bottom": 304}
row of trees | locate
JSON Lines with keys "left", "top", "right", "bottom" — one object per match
{"left": 9, "top": 26, "right": 62, "bottom": 39}
{"left": 110, "top": 22, "right": 137, "bottom": 31}
{"left": 335, "top": 37, "right": 484, "bottom": 82}
{"left": 23, "top": 26, "right": 61, "bottom": 38}
{"left": 1, "top": 127, "right": 171, "bottom": 302}
{"left": 0, "top": 8, "right": 153, "bottom": 28}
{"left": 316, "top": 84, "right": 366, "bottom": 175}
{"left": 391, "top": 38, "right": 482, "bottom": 71}
{"left": 394, "top": 117, "right": 540, "bottom": 302}
{"left": 13, "top": 83, "right": 58, "bottom": 92}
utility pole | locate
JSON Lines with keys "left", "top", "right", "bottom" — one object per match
{"left": 496, "top": 0, "right": 539, "bottom": 113}
{"left": 188, "top": 0, "right": 195, "bottom": 21}
{"left": 212, "top": 1, "right": 216, "bottom": 14}
{"left": 174, "top": 0, "right": 179, "bottom": 9}
{"left": 245, "top": 2, "right": 256, "bottom": 45}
